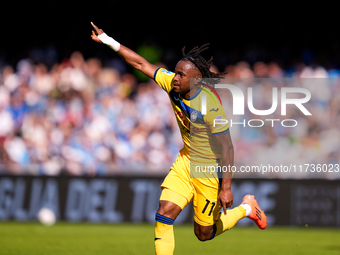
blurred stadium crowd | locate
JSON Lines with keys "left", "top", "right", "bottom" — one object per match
{"left": 0, "top": 50, "right": 339, "bottom": 178}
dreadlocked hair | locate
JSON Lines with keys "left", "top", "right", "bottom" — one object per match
{"left": 181, "top": 43, "right": 226, "bottom": 86}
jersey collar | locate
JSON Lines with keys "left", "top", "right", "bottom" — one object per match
{"left": 183, "top": 87, "right": 202, "bottom": 101}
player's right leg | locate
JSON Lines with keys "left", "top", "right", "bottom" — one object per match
{"left": 155, "top": 152, "right": 193, "bottom": 255}
{"left": 154, "top": 197, "right": 182, "bottom": 255}
{"left": 155, "top": 188, "right": 191, "bottom": 255}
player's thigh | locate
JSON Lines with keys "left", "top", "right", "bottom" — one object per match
{"left": 160, "top": 154, "right": 193, "bottom": 210}
{"left": 157, "top": 189, "right": 186, "bottom": 220}
{"left": 192, "top": 179, "right": 220, "bottom": 226}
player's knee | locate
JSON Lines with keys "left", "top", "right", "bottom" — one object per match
{"left": 194, "top": 227, "right": 213, "bottom": 242}
{"left": 156, "top": 201, "right": 172, "bottom": 218}
{"left": 156, "top": 200, "right": 181, "bottom": 220}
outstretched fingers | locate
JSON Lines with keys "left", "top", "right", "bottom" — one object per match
{"left": 90, "top": 22, "right": 104, "bottom": 43}
{"left": 91, "top": 22, "right": 103, "bottom": 35}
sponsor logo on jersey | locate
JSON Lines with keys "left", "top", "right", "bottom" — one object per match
{"left": 160, "top": 69, "right": 173, "bottom": 76}
{"left": 213, "top": 115, "right": 228, "bottom": 127}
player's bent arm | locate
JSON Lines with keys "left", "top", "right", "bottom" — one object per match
{"left": 215, "top": 131, "right": 234, "bottom": 189}
{"left": 91, "top": 22, "right": 157, "bottom": 79}
{"left": 215, "top": 130, "right": 234, "bottom": 213}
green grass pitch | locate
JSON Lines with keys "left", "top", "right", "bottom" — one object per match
{"left": 0, "top": 222, "right": 339, "bottom": 255}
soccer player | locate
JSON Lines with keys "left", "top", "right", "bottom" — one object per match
{"left": 91, "top": 22, "right": 267, "bottom": 255}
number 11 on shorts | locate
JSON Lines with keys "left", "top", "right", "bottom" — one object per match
{"left": 202, "top": 199, "right": 216, "bottom": 216}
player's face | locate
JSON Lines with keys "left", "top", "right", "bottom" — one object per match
{"left": 173, "top": 60, "right": 201, "bottom": 97}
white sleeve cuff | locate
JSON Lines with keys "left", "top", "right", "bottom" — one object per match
{"left": 97, "top": 33, "right": 121, "bottom": 52}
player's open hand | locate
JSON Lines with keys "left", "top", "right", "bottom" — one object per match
{"left": 218, "top": 188, "right": 233, "bottom": 215}
{"left": 91, "top": 22, "right": 104, "bottom": 43}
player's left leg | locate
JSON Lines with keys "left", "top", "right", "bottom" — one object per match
{"left": 194, "top": 204, "right": 245, "bottom": 241}
{"left": 191, "top": 177, "right": 242, "bottom": 241}
{"left": 194, "top": 195, "right": 268, "bottom": 241}
{"left": 211, "top": 194, "right": 268, "bottom": 238}
{"left": 211, "top": 204, "right": 248, "bottom": 238}
{"left": 192, "top": 178, "right": 267, "bottom": 241}
{"left": 193, "top": 198, "right": 248, "bottom": 241}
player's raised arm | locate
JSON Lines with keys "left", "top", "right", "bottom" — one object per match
{"left": 91, "top": 22, "right": 158, "bottom": 79}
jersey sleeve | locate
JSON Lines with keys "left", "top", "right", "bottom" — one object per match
{"left": 204, "top": 95, "right": 229, "bottom": 136}
{"left": 153, "top": 67, "right": 175, "bottom": 93}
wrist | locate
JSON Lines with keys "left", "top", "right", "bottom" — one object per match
{"left": 221, "top": 186, "right": 231, "bottom": 191}
{"left": 97, "top": 33, "right": 120, "bottom": 51}
{"left": 221, "top": 179, "right": 231, "bottom": 191}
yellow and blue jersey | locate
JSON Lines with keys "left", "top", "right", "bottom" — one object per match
{"left": 153, "top": 67, "right": 229, "bottom": 166}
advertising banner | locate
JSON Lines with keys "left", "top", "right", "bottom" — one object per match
{"left": 0, "top": 176, "right": 339, "bottom": 227}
